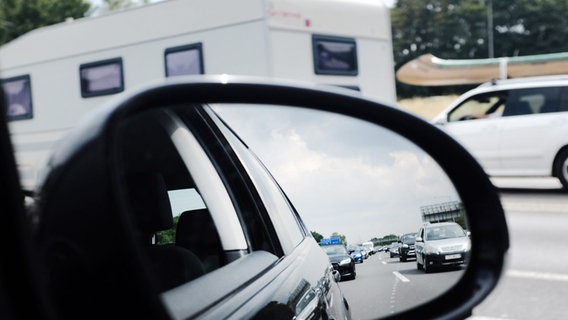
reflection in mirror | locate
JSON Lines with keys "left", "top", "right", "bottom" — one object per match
{"left": 212, "top": 104, "right": 469, "bottom": 319}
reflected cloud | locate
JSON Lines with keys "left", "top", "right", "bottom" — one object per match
{"left": 213, "top": 105, "right": 460, "bottom": 243}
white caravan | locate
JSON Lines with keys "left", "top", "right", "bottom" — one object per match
{"left": 0, "top": 0, "right": 395, "bottom": 190}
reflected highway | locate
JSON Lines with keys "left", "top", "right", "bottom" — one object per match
{"left": 339, "top": 177, "right": 568, "bottom": 320}
{"left": 339, "top": 252, "right": 464, "bottom": 319}
{"left": 469, "top": 177, "right": 568, "bottom": 320}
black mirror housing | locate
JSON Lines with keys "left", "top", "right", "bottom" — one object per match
{"left": 28, "top": 76, "right": 509, "bottom": 320}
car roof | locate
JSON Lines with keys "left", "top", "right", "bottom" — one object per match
{"left": 433, "top": 75, "right": 568, "bottom": 120}
{"left": 478, "top": 74, "right": 568, "bottom": 88}
{"left": 423, "top": 222, "right": 461, "bottom": 228}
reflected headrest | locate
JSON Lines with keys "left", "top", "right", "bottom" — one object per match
{"left": 125, "top": 172, "right": 173, "bottom": 233}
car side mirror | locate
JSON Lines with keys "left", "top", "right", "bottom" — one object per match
{"left": 416, "top": 237, "right": 423, "bottom": 242}
{"left": 332, "top": 270, "right": 341, "bottom": 283}
{"left": 27, "top": 75, "right": 508, "bottom": 320}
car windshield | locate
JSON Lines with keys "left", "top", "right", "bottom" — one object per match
{"left": 322, "top": 245, "right": 347, "bottom": 255}
{"left": 425, "top": 224, "right": 466, "bottom": 241}
{"left": 401, "top": 234, "right": 416, "bottom": 244}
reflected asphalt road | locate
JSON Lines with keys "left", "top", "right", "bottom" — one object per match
{"left": 339, "top": 252, "right": 464, "bottom": 319}
{"left": 339, "top": 177, "right": 568, "bottom": 320}
{"left": 469, "top": 177, "right": 568, "bottom": 320}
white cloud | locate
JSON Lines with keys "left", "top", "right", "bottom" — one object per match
{"left": 213, "top": 104, "right": 460, "bottom": 244}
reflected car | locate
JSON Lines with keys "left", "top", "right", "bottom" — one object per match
{"left": 388, "top": 242, "right": 401, "bottom": 258}
{"left": 398, "top": 232, "right": 417, "bottom": 262}
{"left": 359, "top": 246, "right": 369, "bottom": 259}
{"left": 322, "top": 244, "right": 356, "bottom": 280}
{"left": 350, "top": 248, "right": 364, "bottom": 263}
{"left": 415, "top": 222, "right": 471, "bottom": 273}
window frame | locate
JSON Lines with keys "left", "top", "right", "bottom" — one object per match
{"left": 2, "top": 74, "right": 33, "bottom": 121}
{"left": 164, "top": 43, "right": 205, "bottom": 77}
{"left": 79, "top": 57, "right": 125, "bottom": 98}
{"left": 312, "top": 34, "right": 358, "bottom": 76}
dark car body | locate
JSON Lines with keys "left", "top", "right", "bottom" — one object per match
{"left": 398, "top": 233, "right": 417, "bottom": 262}
{"left": 322, "top": 244, "right": 356, "bottom": 280}
{"left": 22, "top": 96, "right": 351, "bottom": 319}
{"left": 350, "top": 248, "right": 365, "bottom": 263}
{"left": 388, "top": 242, "right": 401, "bottom": 258}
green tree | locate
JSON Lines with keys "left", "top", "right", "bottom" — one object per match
{"left": 0, "top": 0, "right": 91, "bottom": 45}
{"left": 156, "top": 215, "right": 180, "bottom": 244}
{"left": 94, "top": 0, "right": 151, "bottom": 15}
{"left": 390, "top": 0, "right": 568, "bottom": 98}
{"left": 310, "top": 231, "right": 324, "bottom": 243}
{"left": 381, "top": 234, "right": 399, "bottom": 242}
{"left": 491, "top": 0, "right": 568, "bottom": 57}
{"left": 391, "top": 0, "right": 487, "bottom": 98}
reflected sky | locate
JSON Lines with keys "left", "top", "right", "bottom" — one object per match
{"left": 213, "top": 104, "right": 460, "bottom": 244}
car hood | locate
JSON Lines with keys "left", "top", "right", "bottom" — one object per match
{"left": 426, "top": 237, "right": 470, "bottom": 252}
{"left": 327, "top": 254, "right": 351, "bottom": 263}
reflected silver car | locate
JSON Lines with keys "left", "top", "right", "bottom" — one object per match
{"left": 415, "top": 222, "right": 471, "bottom": 273}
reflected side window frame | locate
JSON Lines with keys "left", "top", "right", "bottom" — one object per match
{"left": 202, "top": 106, "right": 305, "bottom": 255}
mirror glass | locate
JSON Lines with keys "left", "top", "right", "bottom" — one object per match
{"left": 212, "top": 104, "right": 469, "bottom": 319}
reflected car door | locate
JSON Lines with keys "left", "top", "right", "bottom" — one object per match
{"left": 183, "top": 106, "right": 350, "bottom": 319}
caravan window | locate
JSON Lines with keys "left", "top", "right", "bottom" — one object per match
{"left": 80, "top": 58, "right": 124, "bottom": 98}
{"left": 164, "top": 43, "right": 204, "bottom": 77}
{"left": 312, "top": 35, "right": 358, "bottom": 76}
{"left": 2, "top": 75, "right": 33, "bottom": 121}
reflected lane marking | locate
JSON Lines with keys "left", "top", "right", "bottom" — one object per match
{"left": 393, "top": 271, "right": 410, "bottom": 282}
{"left": 507, "top": 270, "right": 568, "bottom": 282}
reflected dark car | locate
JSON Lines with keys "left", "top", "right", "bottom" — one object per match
{"left": 16, "top": 92, "right": 352, "bottom": 319}
{"left": 398, "top": 232, "right": 417, "bottom": 262}
{"left": 388, "top": 242, "right": 401, "bottom": 258}
{"left": 322, "top": 244, "right": 356, "bottom": 280}
{"left": 350, "top": 247, "right": 364, "bottom": 263}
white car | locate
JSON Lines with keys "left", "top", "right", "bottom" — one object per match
{"left": 432, "top": 75, "right": 568, "bottom": 189}
{"left": 415, "top": 222, "right": 471, "bottom": 273}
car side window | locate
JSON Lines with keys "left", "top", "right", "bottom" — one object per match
{"left": 559, "top": 87, "right": 568, "bottom": 112}
{"left": 503, "top": 87, "right": 562, "bottom": 116}
{"left": 448, "top": 91, "right": 507, "bottom": 122}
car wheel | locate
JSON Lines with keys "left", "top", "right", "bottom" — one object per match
{"left": 423, "top": 257, "right": 431, "bottom": 273}
{"left": 554, "top": 148, "right": 568, "bottom": 190}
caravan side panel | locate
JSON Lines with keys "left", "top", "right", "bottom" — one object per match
{"left": 266, "top": 0, "right": 395, "bottom": 103}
